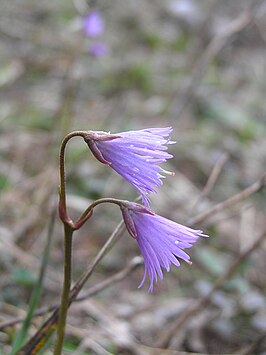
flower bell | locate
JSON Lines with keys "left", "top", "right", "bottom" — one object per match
{"left": 121, "top": 201, "right": 208, "bottom": 292}
{"left": 84, "top": 127, "right": 175, "bottom": 206}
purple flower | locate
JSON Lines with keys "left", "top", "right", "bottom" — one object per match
{"left": 84, "top": 128, "right": 174, "bottom": 206}
{"left": 89, "top": 42, "right": 108, "bottom": 57}
{"left": 121, "top": 202, "right": 207, "bottom": 292}
{"left": 83, "top": 11, "right": 104, "bottom": 38}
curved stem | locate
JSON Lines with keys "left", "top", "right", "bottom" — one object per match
{"left": 54, "top": 198, "right": 125, "bottom": 354}
{"left": 53, "top": 224, "right": 73, "bottom": 355}
{"left": 59, "top": 131, "right": 87, "bottom": 225}
{"left": 55, "top": 132, "right": 130, "bottom": 354}
{"left": 58, "top": 130, "right": 128, "bottom": 230}
{"left": 74, "top": 198, "right": 126, "bottom": 230}
{"left": 55, "top": 130, "right": 87, "bottom": 354}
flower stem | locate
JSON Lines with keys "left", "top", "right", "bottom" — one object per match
{"left": 54, "top": 132, "right": 129, "bottom": 354}
{"left": 74, "top": 197, "right": 126, "bottom": 230}
{"left": 54, "top": 131, "right": 87, "bottom": 355}
{"left": 58, "top": 131, "right": 87, "bottom": 225}
{"left": 53, "top": 223, "right": 73, "bottom": 355}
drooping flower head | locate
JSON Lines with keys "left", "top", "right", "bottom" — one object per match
{"left": 121, "top": 202, "right": 208, "bottom": 292}
{"left": 84, "top": 128, "right": 174, "bottom": 206}
{"left": 83, "top": 11, "right": 105, "bottom": 38}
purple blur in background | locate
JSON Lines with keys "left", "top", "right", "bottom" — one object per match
{"left": 89, "top": 42, "right": 108, "bottom": 57}
{"left": 83, "top": 10, "right": 104, "bottom": 37}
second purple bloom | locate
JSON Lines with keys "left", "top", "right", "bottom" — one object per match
{"left": 121, "top": 202, "right": 208, "bottom": 292}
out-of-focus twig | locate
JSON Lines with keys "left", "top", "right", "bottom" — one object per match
{"left": 55, "top": 55, "right": 82, "bottom": 135}
{"left": 190, "top": 151, "right": 229, "bottom": 215}
{"left": 168, "top": 7, "right": 254, "bottom": 120}
{"left": 188, "top": 174, "right": 266, "bottom": 226}
{"left": 156, "top": 228, "right": 266, "bottom": 348}
{"left": 10, "top": 206, "right": 56, "bottom": 354}
{"left": 18, "top": 220, "right": 126, "bottom": 354}
{"left": 140, "top": 343, "right": 237, "bottom": 355}
{"left": 240, "top": 330, "right": 266, "bottom": 355}
{"left": 77, "top": 256, "right": 143, "bottom": 301}
{"left": 200, "top": 152, "right": 229, "bottom": 199}
{"left": 185, "top": 0, "right": 220, "bottom": 67}
{"left": 0, "top": 256, "right": 142, "bottom": 331}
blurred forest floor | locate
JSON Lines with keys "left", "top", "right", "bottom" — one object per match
{"left": 0, "top": 0, "right": 266, "bottom": 354}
